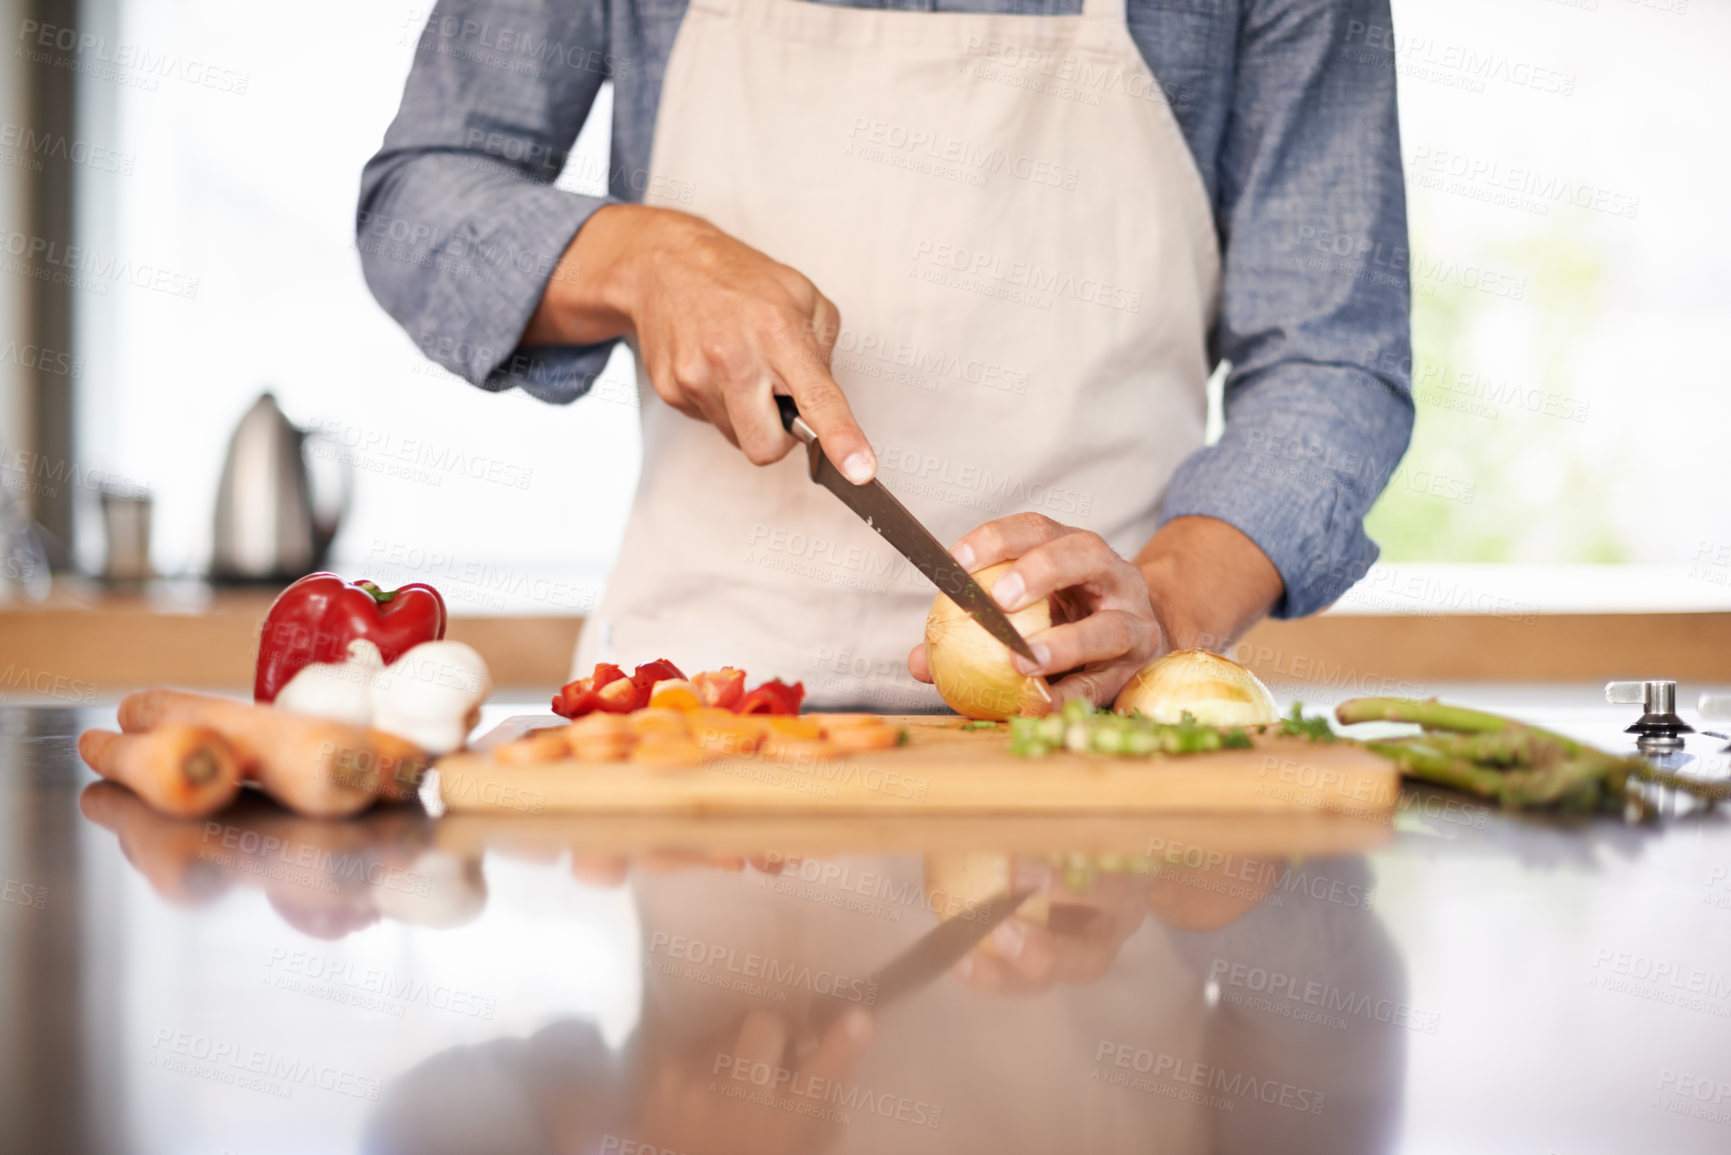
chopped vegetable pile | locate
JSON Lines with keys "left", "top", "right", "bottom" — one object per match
{"left": 553, "top": 659, "right": 804, "bottom": 719}
{"left": 497, "top": 710, "right": 903, "bottom": 768}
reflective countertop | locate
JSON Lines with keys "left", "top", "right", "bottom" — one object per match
{"left": 3, "top": 689, "right": 1730, "bottom": 1154}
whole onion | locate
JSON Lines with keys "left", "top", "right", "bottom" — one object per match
{"left": 1113, "top": 649, "right": 1278, "bottom": 726}
{"left": 925, "top": 561, "right": 1054, "bottom": 720}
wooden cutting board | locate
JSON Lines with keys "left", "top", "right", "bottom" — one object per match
{"left": 432, "top": 715, "right": 1399, "bottom": 817}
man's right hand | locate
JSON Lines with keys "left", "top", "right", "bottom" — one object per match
{"left": 523, "top": 204, "right": 877, "bottom": 483}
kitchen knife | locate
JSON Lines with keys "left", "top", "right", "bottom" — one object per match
{"left": 775, "top": 395, "right": 1039, "bottom": 664}
{"left": 796, "top": 887, "right": 1036, "bottom": 1051}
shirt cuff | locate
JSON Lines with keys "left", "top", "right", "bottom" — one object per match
{"left": 1156, "top": 369, "right": 1413, "bottom": 619}
{"left": 479, "top": 341, "right": 619, "bottom": 404}
{"left": 412, "top": 183, "right": 621, "bottom": 402}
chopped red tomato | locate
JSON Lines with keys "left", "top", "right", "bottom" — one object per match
{"left": 737, "top": 679, "right": 806, "bottom": 716}
{"left": 629, "top": 659, "right": 686, "bottom": 703}
{"left": 693, "top": 667, "right": 746, "bottom": 710}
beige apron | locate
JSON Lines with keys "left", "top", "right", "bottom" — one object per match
{"left": 575, "top": 0, "right": 1221, "bottom": 708}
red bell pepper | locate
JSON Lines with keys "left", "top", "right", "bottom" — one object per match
{"left": 554, "top": 660, "right": 693, "bottom": 718}
{"left": 554, "top": 661, "right": 803, "bottom": 719}
{"left": 737, "top": 679, "right": 806, "bottom": 716}
{"left": 595, "top": 676, "right": 640, "bottom": 713}
{"left": 553, "top": 662, "right": 623, "bottom": 718}
{"left": 551, "top": 683, "right": 599, "bottom": 718}
{"left": 254, "top": 572, "right": 447, "bottom": 703}
{"left": 628, "top": 659, "right": 686, "bottom": 703}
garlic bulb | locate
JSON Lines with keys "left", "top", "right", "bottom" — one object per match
{"left": 1113, "top": 649, "right": 1278, "bottom": 726}
{"left": 370, "top": 641, "right": 493, "bottom": 756}
{"left": 273, "top": 638, "right": 491, "bottom": 756}
{"left": 274, "top": 639, "right": 385, "bottom": 730}
{"left": 924, "top": 561, "right": 1054, "bottom": 721}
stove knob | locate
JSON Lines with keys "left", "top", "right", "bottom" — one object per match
{"left": 1606, "top": 680, "right": 1671, "bottom": 708}
{"left": 1604, "top": 680, "right": 1694, "bottom": 754}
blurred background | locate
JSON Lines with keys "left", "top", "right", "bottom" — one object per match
{"left": 0, "top": 0, "right": 1727, "bottom": 683}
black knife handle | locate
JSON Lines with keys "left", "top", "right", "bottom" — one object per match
{"left": 775, "top": 394, "right": 817, "bottom": 446}
{"left": 775, "top": 394, "right": 799, "bottom": 434}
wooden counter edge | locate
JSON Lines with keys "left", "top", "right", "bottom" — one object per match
{"left": 1, "top": 602, "right": 1726, "bottom": 691}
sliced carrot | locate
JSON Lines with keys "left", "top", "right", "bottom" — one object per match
{"left": 761, "top": 738, "right": 843, "bottom": 765}
{"left": 77, "top": 726, "right": 244, "bottom": 817}
{"left": 496, "top": 729, "right": 571, "bottom": 764}
{"left": 571, "top": 734, "right": 636, "bottom": 762}
{"left": 628, "top": 708, "right": 690, "bottom": 736}
{"left": 688, "top": 713, "right": 765, "bottom": 751}
{"left": 566, "top": 713, "right": 633, "bottom": 740}
{"left": 765, "top": 716, "right": 823, "bottom": 741}
{"left": 811, "top": 713, "right": 883, "bottom": 730}
{"left": 827, "top": 724, "right": 902, "bottom": 751}
{"left": 692, "top": 724, "right": 762, "bottom": 759}
{"left": 735, "top": 714, "right": 776, "bottom": 738}
{"left": 647, "top": 679, "right": 704, "bottom": 711}
{"left": 629, "top": 735, "right": 709, "bottom": 768}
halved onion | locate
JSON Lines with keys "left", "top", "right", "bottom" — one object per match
{"left": 1113, "top": 649, "right": 1278, "bottom": 726}
{"left": 925, "top": 561, "right": 1054, "bottom": 721}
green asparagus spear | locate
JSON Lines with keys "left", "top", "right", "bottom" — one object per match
{"left": 1002, "top": 695, "right": 1724, "bottom": 821}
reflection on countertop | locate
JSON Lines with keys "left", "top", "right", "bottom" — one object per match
{"left": 2, "top": 701, "right": 1730, "bottom": 1154}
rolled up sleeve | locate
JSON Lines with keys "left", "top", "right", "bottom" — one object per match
{"left": 357, "top": 0, "right": 619, "bottom": 402}
{"left": 1158, "top": 0, "right": 1415, "bottom": 618}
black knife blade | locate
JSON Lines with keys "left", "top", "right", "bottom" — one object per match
{"left": 775, "top": 395, "right": 1038, "bottom": 664}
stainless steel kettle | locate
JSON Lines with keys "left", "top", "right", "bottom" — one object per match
{"left": 210, "top": 392, "right": 350, "bottom": 582}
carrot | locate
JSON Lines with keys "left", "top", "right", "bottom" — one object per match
{"left": 77, "top": 726, "right": 244, "bottom": 817}
{"left": 118, "top": 688, "right": 424, "bottom": 818}
{"left": 827, "top": 724, "right": 901, "bottom": 751}
{"left": 362, "top": 730, "right": 429, "bottom": 803}
{"left": 571, "top": 734, "right": 635, "bottom": 762}
{"left": 629, "top": 735, "right": 709, "bottom": 768}
{"left": 628, "top": 708, "right": 690, "bottom": 736}
{"left": 811, "top": 713, "right": 883, "bottom": 730}
{"left": 765, "top": 716, "right": 823, "bottom": 741}
{"left": 564, "top": 715, "right": 635, "bottom": 761}
{"left": 496, "top": 729, "right": 571, "bottom": 765}
{"left": 566, "top": 714, "right": 633, "bottom": 740}
{"left": 761, "top": 737, "right": 842, "bottom": 764}
{"left": 689, "top": 712, "right": 766, "bottom": 756}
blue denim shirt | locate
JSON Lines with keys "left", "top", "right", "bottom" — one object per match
{"left": 359, "top": 0, "right": 1414, "bottom": 618}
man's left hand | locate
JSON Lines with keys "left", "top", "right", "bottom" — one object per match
{"left": 907, "top": 513, "right": 1163, "bottom": 708}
